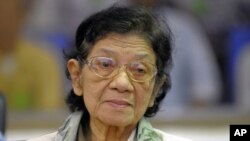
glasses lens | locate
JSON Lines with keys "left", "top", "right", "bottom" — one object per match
{"left": 128, "top": 61, "right": 156, "bottom": 81}
{"left": 90, "top": 57, "right": 116, "bottom": 77}
{"left": 88, "top": 57, "right": 156, "bottom": 82}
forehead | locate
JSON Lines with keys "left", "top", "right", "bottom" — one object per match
{"left": 89, "top": 33, "right": 155, "bottom": 59}
{"left": 104, "top": 33, "right": 151, "bottom": 48}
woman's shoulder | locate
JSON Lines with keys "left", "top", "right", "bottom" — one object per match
{"left": 27, "top": 132, "right": 57, "bottom": 141}
{"left": 154, "top": 129, "right": 192, "bottom": 141}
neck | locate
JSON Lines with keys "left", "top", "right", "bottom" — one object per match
{"left": 89, "top": 118, "right": 136, "bottom": 141}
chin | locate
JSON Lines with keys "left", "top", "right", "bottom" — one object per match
{"left": 100, "top": 114, "right": 135, "bottom": 127}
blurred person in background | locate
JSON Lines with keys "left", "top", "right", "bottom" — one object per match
{"left": 235, "top": 45, "right": 250, "bottom": 112}
{"left": 0, "top": 0, "right": 63, "bottom": 111}
{"left": 0, "top": 132, "right": 3, "bottom": 141}
{"left": 174, "top": 0, "right": 250, "bottom": 108}
{"left": 230, "top": 1, "right": 250, "bottom": 112}
{"left": 28, "top": 6, "right": 192, "bottom": 141}
{"left": 129, "top": 0, "right": 222, "bottom": 110}
{"left": 25, "top": 0, "right": 118, "bottom": 49}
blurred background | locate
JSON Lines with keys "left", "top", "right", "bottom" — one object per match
{"left": 0, "top": 0, "right": 250, "bottom": 141}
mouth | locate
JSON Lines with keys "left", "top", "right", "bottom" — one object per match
{"left": 105, "top": 100, "right": 132, "bottom": 109}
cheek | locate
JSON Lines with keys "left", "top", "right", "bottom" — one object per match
{"left": 139, "top": 82, "right": 155, "bottom": 100}
{"left": 81, "top": 72, "right": 110, "bottom": 113}
{"left": 134, "top": 83, "right": 155, "bottom": 115}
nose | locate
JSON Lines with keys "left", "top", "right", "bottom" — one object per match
{"left": 109, "top": 68, "right": 134, "bottom": 93}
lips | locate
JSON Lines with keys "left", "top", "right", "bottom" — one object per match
{"left": 106, "top": 99, "right": 132, "bottom": 108}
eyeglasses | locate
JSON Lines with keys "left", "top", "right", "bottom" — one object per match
{"left": 79, "top": 56, "right": 157, "bottom": 83}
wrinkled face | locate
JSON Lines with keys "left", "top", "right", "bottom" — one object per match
{"left": 68, "top": 33, "right": 157, "bottom": 127}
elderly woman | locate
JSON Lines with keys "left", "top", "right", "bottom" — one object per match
{"left": 29, "top": 6, "right": 191, "bottom": 141}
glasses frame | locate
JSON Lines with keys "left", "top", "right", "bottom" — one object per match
{"left": 78, "top": 56, "right": 158, "bottom": 83}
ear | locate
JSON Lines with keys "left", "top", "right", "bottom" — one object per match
{"left": 148, "top": 74, "right": 167, "bottom": 107}
{"left": 67, "top": 59, "right": 83, "bottom": 96}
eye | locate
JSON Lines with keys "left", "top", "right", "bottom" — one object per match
{"left": 95, "top": 57, "right": 116, "bottom": 70}
{"left": 135, "top": 67, "right": 146, "bottom": 75}
{"left": 129, "top": 62, "right": 148, "bottom": 76}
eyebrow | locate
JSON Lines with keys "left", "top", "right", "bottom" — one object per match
{"left": 134, "top": 53, "right": 149, "bottom": 60}
{"left": 97, "top": 48, "right": 154, "bottom": 62}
